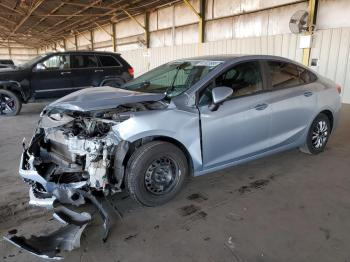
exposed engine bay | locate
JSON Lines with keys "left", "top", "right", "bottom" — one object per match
{"left": 4, "top": 100, "right": 167, "bottom": 259}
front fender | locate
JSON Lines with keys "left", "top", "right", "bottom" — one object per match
{"left": 112, "top": 108, "right": 202, "bottom": 173}
{"left": 0, "top": 80, "right": 31, "bottom": 101}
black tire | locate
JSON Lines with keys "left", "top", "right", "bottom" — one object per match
{"left": 126, "top": 141, "right": 188, "bottom": 207}
{"left": 101, "top": 78, "right": 124, "bottom": 88}
{"left": 0, "top": 89, "right": 22, "bottom": 116}
{"left": 300, "top": 113, "right": 331, "bottom": 155}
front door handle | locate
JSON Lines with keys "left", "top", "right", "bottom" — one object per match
{"left": 60, "top": 71, "right": 71, "bottom": 75}
{"left": 254, "top": 103, "right": 268, "bottom": 111}
{"left": 304, "top": 91, "right": 313, "bottom": 97}
{"left": 94, "top": 69, "right": 104, "bottom": 73}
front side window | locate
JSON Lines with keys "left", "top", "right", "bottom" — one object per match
{"left": 267, "top": 61, "right": 302, "bottom": 89}
{"left": 199, "top": 61, "right": 263, "bottom": 105}
{"left": 123, "top": 60, "right": 223, "bottom": 98}
{"left": 41, "top": 55, "right": 70, "bottom": 70}
{"left": 98, "top": 55, "right": 121, "bottom": 67}
{"left": 71, "top": 55, "right": 98, "bottom": 68}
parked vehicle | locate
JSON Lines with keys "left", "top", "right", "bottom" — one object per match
{"left": 8, "top": 55, "right": 341, "bottom": 258}
{"left": 0, "top": 51, "right": 133, "bottom": 116}
{"left": 0, "top": 59, "right": 15, "bottom": 69}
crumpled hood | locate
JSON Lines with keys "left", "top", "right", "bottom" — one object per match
{"left": 47, "top": 86, "right": 166, "bottom": 112}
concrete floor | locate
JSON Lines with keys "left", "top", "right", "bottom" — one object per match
{"left": 0, "top": 103, "right": 349, "bottom": 262}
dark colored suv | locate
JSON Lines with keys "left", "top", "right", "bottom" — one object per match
{"left": 0, "top": 59, "right": 15, "bottom": 69}
{"left": 0, "top": 51, "right": 133, "bottom": 116}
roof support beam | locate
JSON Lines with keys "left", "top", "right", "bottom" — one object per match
{"left": 90, "top": 30, "right": 94, "bottom": 50}
{"left": 33, "top": 13, "right": 114, "bottom": 17}
{"left": 145, "top": 11, "right": 150, "bottom": 48}
{"left": 112, "top": 23, "right": 117, "bottom": 52}
{"left": 74, "top": 35, "right": 78, "bottom": 51}
{"left": 183, "top": 0, "right": 204, "bottom": 43}
{"left": 6, "top": 0, "right": 45, "bottom": 41}
{"left": 0, "top": 3, "right": 24, "bottom": 15}
{"left": 302, "top": 0, "right": 319, "bottom": 66}
{"left": 28, "top": 3, "right": 65, "bottom": 30}
{"left": 123, "top": 9, "right": 146, "bottom": 31}
{"left": 60, "top": 1, "right": 115, "bottom": 11}
{"left": 94, "top": 22, "right": 113, "bottom": 37}
{"left": 47, "top": 1, "right": 122, "bottom": 38}
{"left": 39, "top": 0, "right": 103, "bottom": 35}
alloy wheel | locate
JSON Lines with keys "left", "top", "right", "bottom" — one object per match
{"left": 312, "top": 120, "right": 328, "bottom": 149}
{"left": 0, "top": 93, "right": 16, "bottom": 115}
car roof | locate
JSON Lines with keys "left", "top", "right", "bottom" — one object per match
{"left": 45, "top": 51, "right": 121, "bottom": 56}
{"left": 178, "top": 54, "right": 296, "bottom": 62}
{"left": 176, "top": 54, "right": 309, "bottom": 70}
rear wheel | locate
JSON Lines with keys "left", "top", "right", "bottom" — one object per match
{"left": 126, "top": 141, "right": 188, "bottom": 206}
{"left": 300, "top": 113, "right": 331, "bottom": 154}
{"left": 0, "top": 89, "right": 22, "bottom": 116}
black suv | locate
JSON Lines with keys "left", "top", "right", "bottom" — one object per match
{"left": 0, "top": 59, "right": 15, "bottom": 69}
{"left": 0, "top": 51, "right": 133, "bottom": 116}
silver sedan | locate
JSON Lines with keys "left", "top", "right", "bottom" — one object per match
{"left": 8, "top": 55, "right": 341, "bottom": 258}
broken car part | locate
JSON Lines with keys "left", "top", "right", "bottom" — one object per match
{"left": 4, "top": 96, "right": 167, "bottom": 259}
{"left": 4, "top": 201, "right": 91, "bottom": 260}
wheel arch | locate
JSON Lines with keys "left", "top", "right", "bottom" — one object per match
{"left": 99, "top": 76, "right": 125, "bottom": 87}
{"left": 319, "top": 109, "right": 334, "bottom": 132}
{"left": 0, "top": 81, "right": 25, "bottom": 101}
{"left": 126, "top": 136, "right": 194, "bottom": 176}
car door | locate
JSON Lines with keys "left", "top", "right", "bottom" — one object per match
{"left": 31, "top": 54, "right": 73, "bottom": 99}
{"left": 70, "top": 54, "right": 100, "bottom": 88}
{"left": 199, "top": 61, "right": 271, "bottom": 169}
{"left": 263, "top": 60, "right": 317, "bottom": 149}
{"left": 97, "top": 54, "right": 124, "bottom": 86}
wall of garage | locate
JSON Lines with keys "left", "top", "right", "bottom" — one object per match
{"left": 27, "top": 0, "right": 350, "bottom": 103}
{"left": 0, "top": 45, "right": 37, "bottom": 65}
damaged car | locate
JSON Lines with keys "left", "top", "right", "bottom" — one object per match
{"left": 5, "top": 55, "right": 341, "bottom": 258}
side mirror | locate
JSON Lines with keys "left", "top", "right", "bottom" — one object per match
{"left": 34, "top": 63, "right": 46, "bottom": 71}
{"left": 209, "top": 86, "right": 233, "bottom": 111}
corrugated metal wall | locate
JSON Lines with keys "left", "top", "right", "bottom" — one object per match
{"left": 120, "top": 33, "right": 303, "bottom": 77}
{"left": 310, "top": 27, "right": 350, "bottom": 103}
{"left": 0, "top": 46, "right": 37, "bottom": 64}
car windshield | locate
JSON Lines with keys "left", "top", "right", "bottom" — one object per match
{"left": 18, "top": 54, "right": 48, "bottom": 68}
{"left": 122, "top": 60, "right": 223, "bottom": 97}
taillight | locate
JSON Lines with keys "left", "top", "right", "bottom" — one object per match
{"left": 336, "top": 84, "right": 342, "bottom": 94}
{"left": 128, "top": 67, "right": 134, "bottom": 77}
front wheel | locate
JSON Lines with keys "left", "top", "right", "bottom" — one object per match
{"left": 300, "top": 113, "right": 331, "bottom": 154}
{"left": 0, "top": 89, "right": 22, "bottom": 116}
{"left": 125, "top": 141, "right": 188, "bottom": 206}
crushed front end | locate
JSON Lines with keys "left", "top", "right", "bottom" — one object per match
{"left": 4, "top": 101, "right": 166, "bottom": 259}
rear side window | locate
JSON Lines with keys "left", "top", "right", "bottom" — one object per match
{"left": 298, "top": 67, "right": 317, "bottom": 84}
{"left": 98, "top": 55, "right": 121, "bottom": 67}
{"left": 267, "top": 61, "right": 301, "bottom": 89}
{"left": 71, "top": 54, "right": 98, "bottom": 68}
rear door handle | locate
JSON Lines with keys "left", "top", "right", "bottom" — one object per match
{"left": 304, "top": 91, "right": 313, "bottom": 97}
{"left": 254, "top": 103, "right": 268, "bottom": 111}
{"left": 94, "top": 69, "right": 104, "bottom": 73}
{"left": 60, "top": 71, "right": 71, "bottom": 75}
